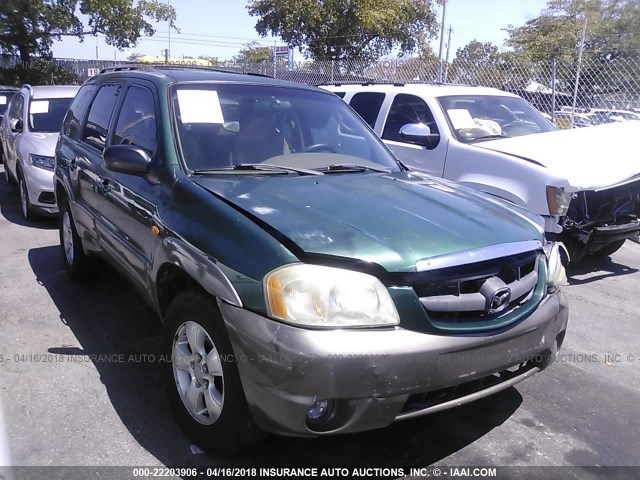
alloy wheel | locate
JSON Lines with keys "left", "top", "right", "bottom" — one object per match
{"left": 62, "top": 211, "right": 74, "bottom": 265}
{"left": 19, "top": 178, "right": 28, "bottom": 219}
{"left": 172, "top": 321, "right": 224, "bottom": 425}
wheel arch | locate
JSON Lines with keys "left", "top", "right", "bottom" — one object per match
{"left": 153, "top": 240, "right": 243, "bottom": 320}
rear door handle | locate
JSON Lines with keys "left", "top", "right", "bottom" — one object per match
{"left": 61, "top": 157, "right": 77, "bottom": 170}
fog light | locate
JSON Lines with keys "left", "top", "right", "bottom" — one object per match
{"left": 306, "top": 399, "right": 333, "bottom": 424}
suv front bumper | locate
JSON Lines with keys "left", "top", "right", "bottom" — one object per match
{"left": 23, "top": 162, "right": 58, "bottom": 215}
{"left": 219, "top": 290, "right": 568, "bottom": 437}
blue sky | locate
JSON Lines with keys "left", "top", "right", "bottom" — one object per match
{"left": 51, "top": 0, "right": 549, "bottom": 62}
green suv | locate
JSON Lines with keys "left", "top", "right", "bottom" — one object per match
{"left": 54, "top": 66, "right": 569, "bottom": 453}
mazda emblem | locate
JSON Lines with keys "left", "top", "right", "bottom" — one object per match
{"left": 488, "top": 287, "right": 511, "bottom": 314}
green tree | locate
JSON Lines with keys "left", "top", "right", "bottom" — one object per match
{"left": 232, "top": 41, "right": 272, "bottom": 64}
{"left": 450, "top": 41, "right": 504, "bottom": 87}
{"left": 506, "top": 0, "right": 640, "bottom": 62}
{"left": 247, "top": 0, "right": 440, "bottom": 62}
{"left": 0, "top": 0, "right": 176, "bottom": 63}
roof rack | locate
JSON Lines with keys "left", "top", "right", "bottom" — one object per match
{"left": 99, "top": 63, "right": 273, "bottom": 79}
{"left": 319, "top": 81, "right": 471, "bottom": 88}
{"left": 100, "top": 64, "right": 155, "bottom": 74}
{"left": 318, "top": 81, "right": 401, "bottom": 87}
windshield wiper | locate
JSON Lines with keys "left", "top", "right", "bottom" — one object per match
{"left": 317, "top": 163, "right": 390, "bottom": 174}
{"left": 471, "top": 134, "right": 507, "bottom": 142}
{"left": 193, "top": 163, "right": 323, "bottom": 176}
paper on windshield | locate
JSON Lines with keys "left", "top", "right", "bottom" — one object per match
{"left": 0, "top": 96, "right": 6, "bottom": 105}
{"left": 30, "top": 100, "right": 50, "bottom": 114}
{"left": 447, "top": 109, "right": 475, "bottom": 129}
{"left": 177, "top": 90, "right": 224, "bottom": 124}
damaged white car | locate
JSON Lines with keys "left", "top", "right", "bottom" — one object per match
{"left": 324, "top": 84, "right": 640, "bottom": 261}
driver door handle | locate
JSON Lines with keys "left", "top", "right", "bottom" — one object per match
{"left": 97, "top": 177, "right": 111, "bottom": 194}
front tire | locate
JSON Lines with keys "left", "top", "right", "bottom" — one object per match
{"left": 18, "top": 172, "right": 36, "bottom": 220}
{"left": 590, "top": 239, "right": 626, "bottom": 258}
{"left": 59, "top": 198, "right": 102, "bottom": 280}
{"left": 163, "top": 290, "right": 263, "bottom": 454}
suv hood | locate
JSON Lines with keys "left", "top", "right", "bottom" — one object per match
{"left": 476, "top": 121, "right": 640, "bottom": 190}
{"left": 193, "top": 172, "right": 544, "bottom": 273}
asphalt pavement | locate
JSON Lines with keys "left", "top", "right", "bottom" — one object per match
{"left": 0, "top": 164, "right": 639, "bottom": 474}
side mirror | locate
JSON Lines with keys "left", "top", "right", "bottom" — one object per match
{"left": 399, "top": 123, "right": 440, "bottom": 149}
{"left": 10, "top": 119, "right": 22, "bottom": 133}
{"left": 104, "top": 145, "right": 151, "bottom": 175}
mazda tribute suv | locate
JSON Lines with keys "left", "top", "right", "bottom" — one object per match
{"left": 54, "top": 66, "right": 568, "bottom": 453}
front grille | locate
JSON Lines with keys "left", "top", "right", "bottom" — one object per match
{"left": 567, "top": 179, "right": 640, "bottom": 226}
{"left": 408, "top": 249, "right": 545, "bottom": 332}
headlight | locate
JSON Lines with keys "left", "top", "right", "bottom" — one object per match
{"left": 546, "top": 186, "right": 573, "bottom": 216}
{"left": 264, "top": 264, "right": 400, "bottom": 328}
{"left": 544, "top": 242, "right": 568, "bottom": 288}
{"left": 30, "top": 154, "right": 55, "bottom": 171}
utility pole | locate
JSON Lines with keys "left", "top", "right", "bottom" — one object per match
{"left": 95, "top": 35, "right": 98, "bottom": 60}
{"left": 167, "top": 0, "right": 171, "bottom": 61}
{"left": 437, "top": 0, "right": 447, "bottom": 83}
{"left": 444, "top": 26, "right": 453, "bottom": 83}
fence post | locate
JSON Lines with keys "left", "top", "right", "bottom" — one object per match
{"left": 331, "top": 60, "right": 335, "bottom": 83}
{"left": 571, "top": 17, "right": 588, "bottom": 128}
{"left": 551, "top": 58, "right": 557, "bottom": 124}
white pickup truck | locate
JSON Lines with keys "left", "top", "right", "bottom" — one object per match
{"left": 322, "top": 83, "right": 640, "bottom": 261}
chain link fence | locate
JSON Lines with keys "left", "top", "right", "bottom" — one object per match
{"left": 4, "top": 54, "right": 640, "bottom": 118}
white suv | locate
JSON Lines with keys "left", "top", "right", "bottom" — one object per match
{"left": 323, "top": 83, "right": 640, "bottom": 261}
{"left": 0, "top": 84, "right": 79, "bottom": 220}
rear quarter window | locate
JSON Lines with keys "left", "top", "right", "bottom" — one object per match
{"left": 81, "top": 84, "right": 121, "bottom": 152}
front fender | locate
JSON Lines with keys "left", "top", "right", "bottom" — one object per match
{"left": 151, "top": 235, "right": 243, "bottom": 310}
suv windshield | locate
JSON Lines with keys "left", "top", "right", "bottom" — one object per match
{"left": 171, "top": 83, "right": 402, "bottom": 173}
{"left": 438, "top": 95, "right": 555, "bottom": 143}
{"left": 28, "top": 97, "right": 74, "bottom": 133}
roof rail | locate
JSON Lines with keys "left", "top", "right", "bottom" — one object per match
{"left": 318, "top": 81, "right": 403, "bottom": 87}
{"left": 100, "top": 64, "right": 155, "bottom": 74}
{"left": 99, "top": 63, "right": 273, "bottom": 79}
{"left": 319, "top": 80, "right": 474, "bottom": 88}
{"left": 155, "top": 64, "right": 274, "bottom": 78}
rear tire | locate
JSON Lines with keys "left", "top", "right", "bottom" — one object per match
{"left": 163, "top": 289, "right": 263, "bottom": 454}
{"left": 589, "top": 239, "right": 626, "bottom": 258}
{"left": 59, "top": 198, "right": 102, "bottom": 280}
{"left": 3, "top": 162, "right": 13, "bottom": 185}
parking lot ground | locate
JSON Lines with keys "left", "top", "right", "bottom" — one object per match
{"left": 1, "top": 164, "right": 639, "bottom": 474}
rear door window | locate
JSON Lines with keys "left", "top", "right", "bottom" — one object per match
{"left": 82, "top": 84, "right": 121, "bottom": 152}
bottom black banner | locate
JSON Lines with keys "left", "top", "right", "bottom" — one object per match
{"left": 1, "top": 465, "right": 638, "bottom": 480}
